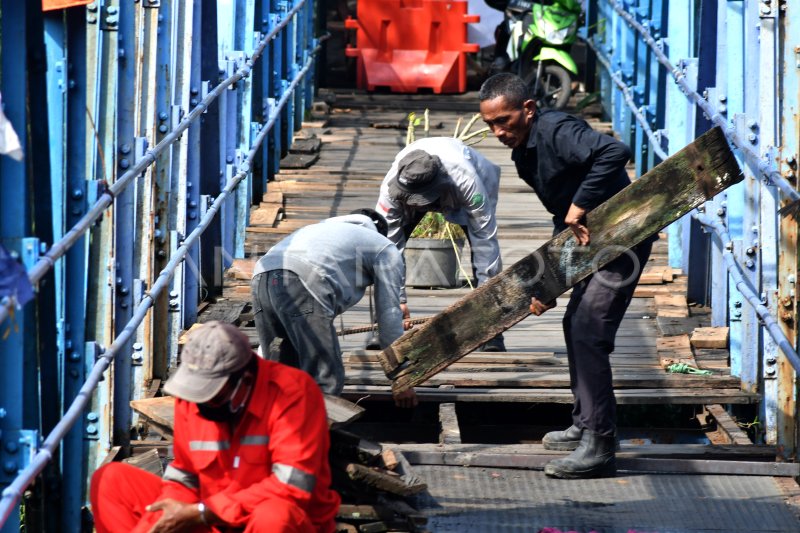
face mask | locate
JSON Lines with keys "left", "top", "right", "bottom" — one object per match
{"left": 197, "top": 403, "right": 236, "bottom": 422}
{"left": 197, "top": 368, "right": 255, "bottom": 422}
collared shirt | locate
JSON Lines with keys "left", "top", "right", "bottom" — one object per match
{"left": 511, "top": 110, "right": 632, "bottom": 233}
{"left": 376, "top": 137, "right": 502, "bottom": 290}
{"left": 253, "top": 220, "right": 404, "bottom": 346}
{"left": 160, "top": 357, "right": 340, "bottom": 531}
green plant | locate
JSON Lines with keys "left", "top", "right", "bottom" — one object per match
{"left": 409, "top": 212, "right": 466, "bottom": 240}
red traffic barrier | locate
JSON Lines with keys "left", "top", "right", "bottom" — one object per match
{"left": 346, "top": 0, "right": 480, "bottom": 94}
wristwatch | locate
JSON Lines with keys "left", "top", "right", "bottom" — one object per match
{"left": 197, "top": 502, "right": 208, "bottom": 525}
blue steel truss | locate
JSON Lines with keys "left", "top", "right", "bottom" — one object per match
{"left": 0, "top": 0, "right": 322, "bottom": 530}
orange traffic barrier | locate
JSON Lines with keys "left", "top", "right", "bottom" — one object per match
{"left": 345, "top": 0, "right": 480, "bottom": 94}
{"left": 42, "top": 0, "right": 94, "bottom": 11}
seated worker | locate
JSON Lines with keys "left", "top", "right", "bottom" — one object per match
{"left": 250, "top": 209, "right": 418, "bottom": 408}
{"left": 90, "top": 321, "right": 340, "bottom": 532}
{"left": 376, "top": 137, "right": 506, "bottom": 351}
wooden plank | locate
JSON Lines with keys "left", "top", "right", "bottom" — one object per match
{"left": 197, "top": 300, "right": 248, "bottom": 325}
{"left": 344, "top": 369, "right": 738, "bottom": 388}
{"left": 279, "top": 152, "right": 320, "bottom": 169}
{"left": 705, "top": 404, "right": 753, "bottom": 445}
{"left": 289, "top": 137, "right": 322, "bottom": 154}
{"left": 131, "top": 395, "right": 367, "bottom": 434}
{"left": 658, "top": 334, "right": 697, "bottom": 368}
{"left": 342, "top": 385, "right": 759, "bottom": 404}
{"left": 324, "top": 394, "right": 366, "bottom": 429}
{"left": 656, "top": 315, "right": 707, "bottom": 336}
{"left": 654, "top": 294, "right": 689, "bottom": 317}
{"left": 130, "top": 396, "right": 175, "bottom": 439}
{"left": 262, "top": 191, "right": 284, "bottom": 204}
{"left": 226, "top": 258, "right": 257, "bottom": 280}
{"left": 691, "top": 326, "right": 730, "bottom": 349}
{"left": 393, "top": 442, "right": 777, "bottom": 459}
{"left": 344, "top": 463, "right": 427, "bottom": 497}
{"left": 393, "top": 444, "right": 798, "bottom": 476}
{"left": 378, "top": 127, "right": 742, "bottom": 392}
{"left": 250, "top": 205, "right": 284, "bottom": 227}
{"left": 99, "top": 446, "right": 123, "bottom": 467}
{"left": 122, "top": 448, "right": 164, "bottom": 477}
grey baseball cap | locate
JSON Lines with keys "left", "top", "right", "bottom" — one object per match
{"left": 387, "top": 150, "right": 446, "bottom": 207}
{"left": 164, "top": 321, "right": 253, "bottom": 403}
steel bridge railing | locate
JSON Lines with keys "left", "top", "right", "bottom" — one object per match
{"left": 588, "top": 3, "right": 800, "bottom": 375}
{"left": 0, "top": 38, "right": 324, "bottom": 526}
{"left": 0, "top": 0, "right": 309, "bottom": 329}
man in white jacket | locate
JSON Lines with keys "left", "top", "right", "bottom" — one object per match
{"left": 376, "top": 137, "right": 505, "bottom": 351}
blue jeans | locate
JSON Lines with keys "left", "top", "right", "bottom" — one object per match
{"left": 251, "top": 270, "right": 344, "bottom": 394}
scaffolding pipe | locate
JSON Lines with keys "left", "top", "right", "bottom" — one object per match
{"left": 606, "top": 0, "right": 799, "bottom": 206}
{"left": 0, "top": 42, "right": 323, "bottom": 527}
{"left": 0, "top": 0, "right": 308, "bottom": 328}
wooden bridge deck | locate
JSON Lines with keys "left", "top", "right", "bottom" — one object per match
{"left": 203, "top": 92, "right": 757, "bottom": 409}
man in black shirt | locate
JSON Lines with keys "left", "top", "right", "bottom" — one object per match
{"left": 479, "top": 73, "right": 653, "bottom": 479}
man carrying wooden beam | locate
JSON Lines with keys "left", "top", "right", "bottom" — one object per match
{"left": 479, "top": 73, "right": 655, "bottom": 479}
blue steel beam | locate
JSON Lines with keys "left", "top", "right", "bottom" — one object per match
{"left": 60, "top": 7, "right": 91, "bottom": 530}
{"left": 0, "top": 42, "right": 323, "bottom": 527}
{"left": 776, "top": 0, "right": 800, "bottom": 458}
{"left": 114, "top": 0, "right": 136, "bottom": 450}
{"left": 0, "top": 3, "right": 36, "bottom": 532}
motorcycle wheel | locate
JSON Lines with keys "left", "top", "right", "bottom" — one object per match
{"left": 525, "top": 64, "right": 572, "bottom": 110}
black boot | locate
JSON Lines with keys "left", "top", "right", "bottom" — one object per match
{"left": 479, "top": 333, "right": 506, "bottom": 352}
{"left": 544, "top": 430, "right": 616, "bottom": 479}
{"left": 542, "top": 424, "right": 583, "bottom": 451}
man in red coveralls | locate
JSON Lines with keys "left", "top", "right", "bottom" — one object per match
{"left": 89, "top": 321, "right": 340, "bottom": 532}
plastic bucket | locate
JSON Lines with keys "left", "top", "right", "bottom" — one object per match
{"left": 404, "top": 238, "right": 465, "bottom": 288}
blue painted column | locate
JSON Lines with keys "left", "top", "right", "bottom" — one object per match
{"left": 269, "top": 0, "right": 285, "bottom": 176}
{"left": 0, "top": 4, "right": 34, "bottom": 531}
{"left": 664, "top": 0, "right": 696, "bottom": 273}
{"left": 114, "top": 0, "right": 136, "bottom": 450}
{"left": 183, "top": 0, "right": 204, "bottom": 330}
{"left": 60, "top": 7, "right": 91, "bottom": 529}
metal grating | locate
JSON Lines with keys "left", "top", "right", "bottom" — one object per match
{"left": 412, "top": 465, "right": 800, "bottom": 532}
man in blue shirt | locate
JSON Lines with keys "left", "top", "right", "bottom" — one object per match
{"left": 479, "top": 73, "right": 653, "bottom": 479}
{"left": 251, "top": 209, "right": 417, "bottom": 408}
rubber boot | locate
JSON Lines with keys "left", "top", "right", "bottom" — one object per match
{"left": 479, "top": 333, "right": 506, "bottom": 352}
{"left": 542, "top": 424, "right": 583, "bottom": 451}
{"left": 544, "top": 430, "right": 617, "bottom": 479}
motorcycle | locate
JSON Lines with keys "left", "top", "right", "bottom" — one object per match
{"left": 487, "top": 0, "right": 582, "bottom": 110}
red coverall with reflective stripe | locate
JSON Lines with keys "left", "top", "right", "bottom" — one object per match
{"left": 90, "top": 357, "right": 340, "bottom": 532}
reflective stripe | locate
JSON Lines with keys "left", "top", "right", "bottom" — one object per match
{"left": 189, "top": 440, "right": 230, "bottom": 451}
{"left": 163, "top": 464, "right": 199, "bottom": 490}
{"left": 240, "top": 435, "right": 270, "bottom": 446}
{"left": 272, "top": 463, "right": 316, "bottom": 493}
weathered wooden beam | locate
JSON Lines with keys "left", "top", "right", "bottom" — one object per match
{"left": 393, "top": 443, "right": 799, "bottom": 476}
{"left": 131, "top": 393, "right": 366, "bottom": 437}
{"left": 378, "top": 127, "right": 742, "bottom": 392}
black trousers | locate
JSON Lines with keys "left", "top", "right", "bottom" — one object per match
{"left": 563, "top": 241, "right": 652, "bottom": 436}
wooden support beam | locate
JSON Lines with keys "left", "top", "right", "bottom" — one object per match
{"left": 131, "top": 394, "right": 366, "bottom": 438}
{"left": 657, "top": 334, "right": 697, "bottom": 368}
{"left": 704, "top": 404, "right": 753, "bottom": 445}
{"left": 691, "top": 327, "right": 730, "bottom": 349}
{"left": 378, "top": 127, "right": 742, "bottom": 392}
{"left": 393, "top": 443, "right": 799, "bottom": 476}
